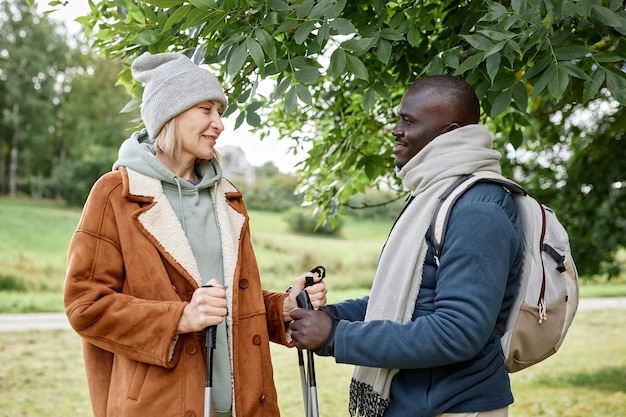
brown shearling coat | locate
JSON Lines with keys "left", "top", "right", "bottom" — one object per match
{"left": 64, "top": 167, "right": 292, "bottom": 417}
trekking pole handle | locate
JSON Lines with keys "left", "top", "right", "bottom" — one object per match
{"left": 201, "top": 284, "right": 218, "bottom": 350}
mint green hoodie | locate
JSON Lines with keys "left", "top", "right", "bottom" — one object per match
{"left": 113, "top": 129, "right": 232, "bottom": 415}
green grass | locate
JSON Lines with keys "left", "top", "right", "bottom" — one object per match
{"left": 0, "top": 198, "right": 625, "bottom": 416}
{"left": 0, "top": 198, "right": 625, "bottom": 312}
{"left": 0, "top": 308, "right": 623, "bottom": 416}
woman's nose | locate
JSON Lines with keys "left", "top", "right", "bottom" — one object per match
{"left": 212, "top": 115, "right": 225, "bottom": 133}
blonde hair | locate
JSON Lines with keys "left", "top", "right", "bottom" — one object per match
{"left": 154, "top": 116, "right": 221, "bottom": 164}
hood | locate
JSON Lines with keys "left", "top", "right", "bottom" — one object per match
{"left": 112, "top": 129, "right": 222, "bottom": 191}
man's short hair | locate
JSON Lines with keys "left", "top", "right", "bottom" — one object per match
{"left": 408, "top": 75, "right": 481, "bottom": 124}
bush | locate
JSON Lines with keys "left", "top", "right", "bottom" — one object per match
{"left": 238, "top": 174, "right": 303, "bottom": 212}
{"left": 285, "top": 207, "right": 344, "bottom": 236}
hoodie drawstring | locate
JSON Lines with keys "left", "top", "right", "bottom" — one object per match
{"left": 173, "top": 176, "right": 186, "bottom": 232}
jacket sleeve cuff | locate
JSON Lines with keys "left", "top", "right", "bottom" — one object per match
{"left": 263, "top": 290, "right": 296, "bottom": 347}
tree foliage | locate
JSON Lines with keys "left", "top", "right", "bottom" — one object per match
{"left": 69, "top": 0, "right": 625, "bottom": 277}
{"left": 0, "top": 0, "right": 72, "bottom": 197}
{"left": 0, "top": 0, "right": 140, "bottom": 204}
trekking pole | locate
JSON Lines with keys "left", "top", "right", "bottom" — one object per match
{"left": 298, "top": 344, "right": 309, "bottom": 416}
{"left": 295, "top": 265, "right": 325, "bottom": 417}
{"left": 296, "top": 289, "right": 319, "bottom": 417}
{"left": 202, "top": 285, "right": 217, "bottom": 417}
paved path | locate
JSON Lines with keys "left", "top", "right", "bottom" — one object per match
{"left": 0, "top": 298, "right": 625, "bottom": 332}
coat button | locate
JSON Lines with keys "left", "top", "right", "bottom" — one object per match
{"left": 185, "top": 411, "right": 196, "bottom": 417}
{"left": 186, "top": 344, "right": 197, "bottom": 355}
{"left": 239, "top": 279, "right": 249, "bottom": 289}
{"left": 252, "top": 335, "right": 261, "bottom": 345}
{"left": 260, "top": 394, "right": 266, "bottom": 403}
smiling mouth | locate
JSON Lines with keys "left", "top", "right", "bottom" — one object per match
{"left": 393, "top": 141, "right": 407, "bottom": 153}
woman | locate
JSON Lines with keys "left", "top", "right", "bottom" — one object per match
{"left": 64, "top": 52, "right": 326, "bottom": 417}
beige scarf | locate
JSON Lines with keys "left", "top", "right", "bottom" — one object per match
{"left": 348, "top": 124, "right": 502, "bottom": 416}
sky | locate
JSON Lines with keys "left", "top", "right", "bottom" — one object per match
{"left": 36, "top": 0, "right": 306, "bottom": 173}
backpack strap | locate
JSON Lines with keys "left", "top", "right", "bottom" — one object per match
{"left": 430, "top": 172, "right": 527, "bottom": 266}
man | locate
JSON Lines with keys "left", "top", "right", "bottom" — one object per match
{"left": 289, "top": 75, "right": 524, "bottom": 417}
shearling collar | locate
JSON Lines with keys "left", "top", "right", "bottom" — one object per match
{"left": 122, "top": 167, "right": 245, "bottom": 290}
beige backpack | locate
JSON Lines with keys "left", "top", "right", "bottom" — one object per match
{"left": 431, "top": 171, "right": 579, "bottom": 372}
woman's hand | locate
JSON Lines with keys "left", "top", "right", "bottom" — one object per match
{"left": 283, "top": 273, "right": 327, "bottom": 322}
{"left": 176, "top": 279, "right": 227, "bottom": 334}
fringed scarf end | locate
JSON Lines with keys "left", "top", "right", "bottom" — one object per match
{"left": 348, "top": 378, "right": 390, "bottom": 417}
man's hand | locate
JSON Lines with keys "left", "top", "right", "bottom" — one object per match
{"left": 289, "top": 308, "right": 334, "bottom": 353}
{"left": 282, "top": 273, "right": 327, "bottom": 321}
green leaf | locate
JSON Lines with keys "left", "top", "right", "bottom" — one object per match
{"left": 407, "top": 23, "right": 421, "bottom": 47}
{"left": 284, "top": 86, "right": 297, "bottom": 114}
{"left": 227, "top": 42, "right": 248, "bottom": 75}
{"left": 546, "top": 63, "right": 569, "bottom": 101}
{"left": 509, "top": 122, "right": 523, "bottom": 149}
{"left": 134, "top": 29, "right": 160, "bottom": 45}
{"left": 575, "top": 0, "right": 592, "bottom": 17}
{"left": 326, "top": 0, "right": 347, "bottom": 19}
{"left": 512, "top": 81, "right": 528, "bottom": 112}
{"left": 295, "top": 67, "right": 321, "bottom": 85}
{"left": 377, "top": 39, "right": 392, "bottom": 65}
{"left": 296, "top": 84, "right": 313, "bottom": 105}
{"left": 273, "top": 76, "right": 292, "bottom": 99}
{"left": 461, "top": 34, "right": 493, "bottom": 51}
{"left": 246, "top": 110, "right": 261, "bottom": 127}
{"left": 329, "top": 47, "right": 347, "bottom": 77}
{"left": 234, "top": 111, "right": 245, "bottom": 129}
{"left": 188, "top": 0, "right": 214, "bottom": 8}
{"left": 345, "top": 54, "right": 368, "bottom": 80}
{"left": 484, "top": 41, "right": 505, "bottom": 58}
{"left": 476, "top": 29, "right": 515, "bottom": 41}
{"left": 267, "top": 0, "right": 291, "bottom": 12}
{"left": 162, "top": 5, "right": 190, "bottom": 32}
{"left": 127, "top": 2, "right": 145, "bottom": 24}
{"left": 523, "top": 55, "right": 552, "bottom": 80}
{"left": 591, "top": 4, "right": 625, "bottom": 29}
{"left": 531, "top": 68, "right": 550, "bottom": 99}
{"left": 119, "top": 98, "right": 141, "bottom": 114}
{"left": 582, "top": 69, "right": 605, "bottom": 103}
{"left": 490, "top": 89, "right": 512, "bottom": 118}
{"left": 373, "top": 81, "right": 391, "bottom": 100}
{"left": 296, "top": 0, "right": 315, "bottom": 18}
{"left": 255, "top": 28, "right": 276, "bottom": 61}
{"left": 594, "top": 50, "right": 625, "bottom": 63}
{"left": 311, "top": 0, "right": 335, "bottom": 19}
{"left": 363, "top": 88, "right": 375, "bottom": 112}
{"left": 246, "top": 38, "right": 264, "bottom": 70}
{"left": 511, "top": 0, "right": 523, "bottom": 13}
{"left": 554, "top": 45, "right": 592, "bottom": 60}
{"left": 559, "top": 62, "right": 590, "bottom": 81}
{"left": 428, "top": 55, "right": 443, "bottom": 75}
{"left": 454, "top": 53, "right": 484, "bottom": 75}
{"left": 605, "top": 68, "right": 626, "bottom": 106}
{"left": 379, "top": 28, "right": 404, "bottom": 41}
{"left": 276, "top": 19, "right": 298, "bottom": 34}
{"left": 341, "top": 37, "right": 375, "bottom": 53}
{"left": 486, "top": 53, "right": 500, "bottom": 84}
{"left": 295, "top": 20, "right": 316, "bottom": 44}
{"left": 329, "top": 18, "right": 356, "bottom": 35}
{"left": 480, "top": 1, "right": 508, "bottom": 22}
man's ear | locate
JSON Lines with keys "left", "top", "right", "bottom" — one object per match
{"left": 442, "top": 122, "right": 461, "bottom": 134}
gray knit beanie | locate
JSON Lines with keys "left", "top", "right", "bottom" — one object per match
{"left": 131, "top": 52, "right": 228, "bottom": 139}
